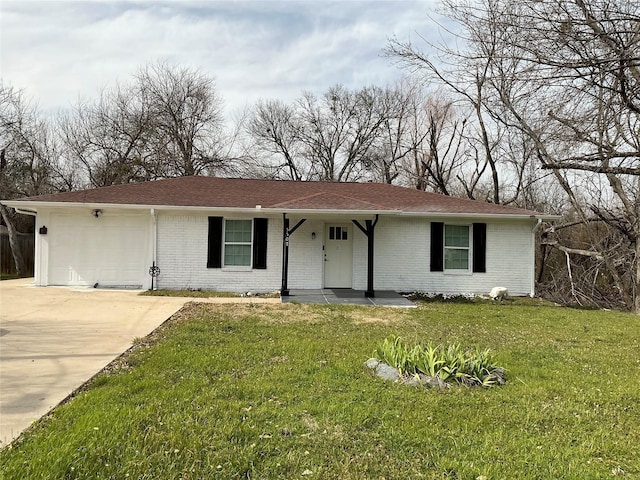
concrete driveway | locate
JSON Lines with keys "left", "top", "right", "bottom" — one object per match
{"left": 0, "top": 279, "right": 279, "bottom": 447}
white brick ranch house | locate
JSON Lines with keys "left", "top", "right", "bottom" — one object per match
{"left": 3, "top": 176, "right": 555, "bottom": 297}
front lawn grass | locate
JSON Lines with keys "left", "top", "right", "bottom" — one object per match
{"left": 2, "top": 301, "right": 639, "bottom": 479}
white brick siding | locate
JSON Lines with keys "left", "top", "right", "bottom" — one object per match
{"left": 352, "top": 216, "right": 535, "bottom": 296}
{"left": 353, "top": 217, "right": 428, "bottom": 292}
{"left": 286, "top": 218, "right": 325, "bottom": 289}
{"left": 154, "top": 213, "right": 536, "bottom": 295}
{"left": 156, "top": 213, "right": 283, "bottom": 292}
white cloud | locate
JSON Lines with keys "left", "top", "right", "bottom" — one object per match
{"left": 0, "top": 0, "right": 442, "bottom": 118}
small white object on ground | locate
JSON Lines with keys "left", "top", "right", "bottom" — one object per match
{"left": 489, "top": 286, "right": 508, "bottom": 301}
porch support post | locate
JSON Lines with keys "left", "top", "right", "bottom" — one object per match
{"left": 281, "top": 214, "right": 306, "bottom": 297}
{"left": 281, "top": 213, "right": 290, "bottom": 296}
{"left": 352, "top": 214, "right": 379, "bottom": 298}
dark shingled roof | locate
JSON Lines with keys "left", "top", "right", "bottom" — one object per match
{"left": 9, "top": 176, "right": 544, "bottom": 216}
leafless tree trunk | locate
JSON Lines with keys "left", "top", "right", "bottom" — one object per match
{"left": 0, "top": 148, "right": 26, "bottom": 276}
{"left": 0, "top": 202, "right": 26, "bottom": 276}
{"left": 0, "top": 84, "right": 58, "bottom": 276}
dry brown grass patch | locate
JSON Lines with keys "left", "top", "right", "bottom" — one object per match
{"left": 349, "top": 308, "right": 413, "bottom": 325}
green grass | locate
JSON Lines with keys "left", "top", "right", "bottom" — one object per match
{"left": 2, "top": 301, "right": 639, "bottom": 479}
{"left": 140, "top": 289, "right": 279, "bottom": 298}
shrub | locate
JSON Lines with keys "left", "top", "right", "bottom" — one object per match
{"left": 374, "top": 336, "right": 504, "bottom": 387}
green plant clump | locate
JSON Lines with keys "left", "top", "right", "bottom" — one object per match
{"left": 375, "top": 335, "right": 503, "bottom": 387}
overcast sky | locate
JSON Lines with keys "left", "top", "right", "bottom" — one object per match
{"left": 1, "top": 0, "right": 443, "bottom": 118}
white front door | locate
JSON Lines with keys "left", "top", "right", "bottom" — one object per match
{"left": 324, "top": 224, "right": 353, "bottom": 288}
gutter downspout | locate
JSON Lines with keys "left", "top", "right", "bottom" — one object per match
{"left": 530, "top": 218, "right": 543, "bottom": 297}
{"left": 150, "top": 208, "right": 157, "bottom": 290}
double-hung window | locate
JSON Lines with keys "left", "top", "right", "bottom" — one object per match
{"left": 208, "top": 217, "right": 268, "bottom": 269}
{"left": 224, "top": 220, "right": 253, "bottom": 267}
{"left": 430, "top": 222, "right": 486, "bottom": 273}
{"left": 444, "top": 224, "right": 470, "bottom": 270}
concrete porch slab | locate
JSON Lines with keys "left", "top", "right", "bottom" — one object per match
{"left": 282, "top": 289, "right": 415, "bottom": 307}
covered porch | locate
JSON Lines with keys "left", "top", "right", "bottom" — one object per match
{"left": 280, "top": 212, "right": 382, "bottom": 297}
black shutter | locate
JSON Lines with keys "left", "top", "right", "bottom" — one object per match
{"left": 253, "top": 218, "right": 268, "bottom": 269}
{"left": 430, "top": 222, "right": 444, "bottom": 272}
{"left": 207, "top": 216, "right": 223, "bottom": 268}
{"left": 472, "top": 223, "right": 486, "bottom": 273}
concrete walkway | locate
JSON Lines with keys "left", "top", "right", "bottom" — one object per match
{"left": 0, "top": 279, "right": 278, "bottom": 447}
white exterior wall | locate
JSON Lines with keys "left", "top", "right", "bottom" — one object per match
{"left": 156, "top": 213, "right": 283, "bottom": 292}
{"left": 33, "top": 209, "right": 51, "bottom": 286}
{"left": 31, "top": 208, "right": 537, "bottom": 296}
{"left": 352, "top": 216, "right": 536, "bottom": 296}
{"left": 353, "top": 217, "right": 427, "bottom": 292}
{"left": 286, "top": 218, "right": 325, "bottom": 289}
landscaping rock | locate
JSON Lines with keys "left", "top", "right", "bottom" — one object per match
{"left": 487, "top": 367, "right": 507, "bottom": 385}
{"left": 374, "top": 363, "right": 400, "bottom": 381}
{"left": 424, "top": 376, "right": 450, "bottom": 389}
{"left": 365, "top": 358, "right": 399, "bottom": 381}
{"left": 402, "top": 374, "right": 423, "bottom": 387}
{"left": 364, "top": 358, "right": 380, "bottom": 370}
{"left": 401, "top": 373, "right": 450, "bottom": 389}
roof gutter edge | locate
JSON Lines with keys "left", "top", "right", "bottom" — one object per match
{"left": 1, "top": 200, "right": 562, "bottom": 220}
{"left": 397, "top": 211, "right": 562, "bottom": 220}
{"left": 0, "top": 201, "right": 403, "bottom": 216}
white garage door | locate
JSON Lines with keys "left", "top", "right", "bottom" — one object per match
{"left": 48, "top": 213, "right": 150, "bottom": 287}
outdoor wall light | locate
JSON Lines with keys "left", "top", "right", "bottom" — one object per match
{"left": 311, "top": 232, "right": 316, "bottom": 239}
{"left": 92, "top": 209, "right": 103, "bottom": 218}
{"left": 39, "top": 226, "right": 48, "bottom": 235}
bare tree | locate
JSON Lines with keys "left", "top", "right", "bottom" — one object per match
{"left": 246, "top": 85, "right": 390, "bottom": 182}
{"left": 296, "top": 85, "right": 389, "bottom": 181}
{"left": 373, "top": 79, "right": 432, "bottom": 186}
{"left": 410, "top": 96, "right": 469, "bottom": 194}
{"left": 135, "top": 61, "right": 227, "bottom": 177}
{"left": 389, "top": 0, "right": 640, "bottom": 311}
{"left": 247, "top": 99, "right": 307, "bottom": 180}
{"left": 0, "top": 84, "right": 57, "bottom": 275}
{"left": 388, "top": 31, "right": 503, "bottom": 203}
{"left": 59, "top": 85, "right": 152, "bottom": 187}
{"left": 246, "top": 81, "right": 478, "bottom": 192}
{"left": 59, "top": 61, "right": 233, "bottom": 186}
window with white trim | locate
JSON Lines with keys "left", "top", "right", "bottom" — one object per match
{"left": 444, "top": 224, "right": 470, "bottom": 270}
{"left": 224, "top": 219, "right": 253, "bottom": 266}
